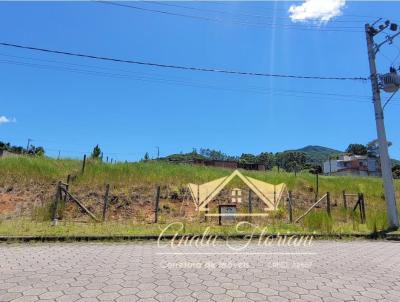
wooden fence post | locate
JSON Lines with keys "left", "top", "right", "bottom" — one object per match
{"left": 64, "top": 175, "right": 71, "bottom": 202}
{"left": 52, "top": 181, "right": 61, "bottom": 224}
{"left": 248, "top": 189, "right": 253, "bottom": 214}
{"left": 342, "top": 190, "right": 347, "bottom": 209}
{"left": 288, "top": 191, "right": 293, "bottom": 223}
{"left": 81, "top": 154, "right": 86, "bottom": 174}
{"left": 154, "top": 186, "right": 161, "bottom": 223}
{"left": 326, "top": 192, "right": 331, "bottom": 217}
{"left": 358, "top": 193, "right": 366, "bottom": 223}
{"left": 102, "top": 184, "right": 110, "bottom": 222}
{"left": 218, "top": 205, "right": 222, "bottom": 226}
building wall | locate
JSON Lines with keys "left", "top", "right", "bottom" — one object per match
{"left": 323, "top": 156, "right": 381, "bottom": 177}
{"left": 0, "top": 150, "right": 19, "bottom": 158}
{"left": 323, "top": 160, "right": 338, "bottom": 174}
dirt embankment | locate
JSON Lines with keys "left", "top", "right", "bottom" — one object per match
{"left": 0, "top": 179, "right": 328, "bottom": 223}
{"left": 0, "top": 183, "right": 53, "bottom": 219}
{"left": 0, "top": 182, "right": 199, "bottom": 221}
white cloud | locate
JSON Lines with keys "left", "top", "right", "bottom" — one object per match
{"left": 289, "top": 0, "right": 346, "bottom": 23}
{"left": 0, "top": 116, "right": 16, "bottom": 125}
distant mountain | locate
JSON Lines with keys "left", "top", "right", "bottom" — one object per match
{"left": 289, "top": 145, "right": 343, "bottom": 165}
{"left": 291, "top": 145, "right": 400, "bottom": 167}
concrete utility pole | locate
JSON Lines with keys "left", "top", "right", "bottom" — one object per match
{"left": 365, "top": 22, "right": 399, "bottom": 229}
{"left": 26, "top": 138, "right": 32, "bottom": 152}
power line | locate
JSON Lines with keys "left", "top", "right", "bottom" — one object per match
{"left": 6, "top": 57, "right": 396, "bottom": 106}
{"left": 2, "top": 51, "right": 392, "bottom": 105}
{"left": 144, "top": 1, "right": 367, "bottom": 24}
{"left": 3, "top": 57, "right": 379, "bottom": 104}
{"left": 96, "top": 1, "right": 363, "bottom": 33}
{"left": 0, "top": 42, "right": 368, "bottom": 81}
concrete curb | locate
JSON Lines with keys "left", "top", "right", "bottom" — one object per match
{"left": 0, "top": 232, "right": 389, "bottom": 243}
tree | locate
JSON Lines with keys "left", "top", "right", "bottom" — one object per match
{"left": 91, "top": 144, "right": 101, "bottom": 159}
{"left": 27, "top": 145, "right": 45, "bottom": 156}
{"left": 143, "top": 152, "right": 150, "bottom": 161}
{"left": 0, "top": 141, "right": 10, "bottom": 151}
{"left": 309, "top": 165, "right": 322, "bottom": 174}
{"left": 199, "top": 148, "right": 235, "bottom": 161}
{"left": 346, "top": 144, "right": 368, "bottom": 156}
{"left": 393, "top": 164, "right": 400, "bottom": 179}
{"left": 275, "top": 152, "right": 307, "bottom": 172}
{"left": 367, "top": 140, "right": 392, "bottom": 158}
{"left": 257, "top": 152, "right": 275, "bottom": 170}
{"left": 239, "top": 153, "right": 258, "bottom": 164}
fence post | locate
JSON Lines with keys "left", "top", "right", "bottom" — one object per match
{"left": 326, "top": 192, "right": 331, "bottom": 217}
{"left": 102, "top": 184, "right": 110, "bottom": 222}
{"left": 288, "top": 191, "right": 293, "bottom": 223}
{"left": 248, "top": 189, "right": 253, "bottom": 214}
{"left": 361, "top": 193, "right": 366, "bottom": 223}
{"left": 154, "top": 186, "right": 161, "bottom": 223}
{"left": 81, "top": 154, "right": 86, "bottom": 174}
{"left": 342, "top": 190, "right": 347, "bottom": 209}
{"left": 359, "top": 193, "right": 366, "bottom": 223}
{"left": 52, "top": 181, "right": 61, "bottom": 225}
{"left": 64, "top": 175, "right": 71, "bottom": 202}
{"left": 315, "top": 173, "right": 319, "bottom": 202}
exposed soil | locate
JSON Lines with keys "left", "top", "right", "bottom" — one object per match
{"left": 0, "top": 183, "right": 53, "bottom": 219}
{"left": 0, "top": 181, "right": 336, "bottom": 222}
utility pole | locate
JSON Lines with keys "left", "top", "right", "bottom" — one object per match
{"left": 156, "top": 146, "right": 160, "bottom": 159}
{"left": 26, "top": 138, "right": 32, "bottom": 153}
{"left": 365, "top": 21, "right": 399, "bottom": 229}
{"left": 328, "top": 157, "right": 332, "bottom": 176}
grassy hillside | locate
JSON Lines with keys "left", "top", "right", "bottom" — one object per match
{"left": 1, "top": 156, "right": 399, "bottom": 235}
{"left": 292, "top": 145, "right": 343, "bottom": 165}
{"left": 1, "top": 155, "right": 399, "bottom": 199}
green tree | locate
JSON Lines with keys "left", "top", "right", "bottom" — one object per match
{"left": 199, "top": 148, "right": 235, "bottom": 161}
{"left": 346, "top": 144, "right": 368, "bottom": 156}
{"left": 91, "top": 144, "right": 102, "bottom": 159}
{"left": 144, "top": 152, "right": 150, "bottom": 161}
{"left": 239, "top": 153, "right": 257, "bottom": 164}
{"left": 257, "top": 152, "right": 275, "bottom": 170}
{"left": 393, "top": 164, "right": 400, "bottom": 179}
{"left": 275, "top": 152, "right": 307, "bottom": 172}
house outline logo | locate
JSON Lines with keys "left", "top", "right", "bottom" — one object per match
{"left": 187, "top": 170, "right": 287, "bottom": 213}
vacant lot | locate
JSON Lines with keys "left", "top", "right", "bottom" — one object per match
{"left": 0, "top": 156, "right": 399, "bottom": 235}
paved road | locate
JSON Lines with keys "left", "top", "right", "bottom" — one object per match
{"left": 0, "top": 240, "right": 399, "bottom": 302}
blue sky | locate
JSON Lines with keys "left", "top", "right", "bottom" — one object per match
{"left": 0, "top": 1, "right": 400, "bottom": 161}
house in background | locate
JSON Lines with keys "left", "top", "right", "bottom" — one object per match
{"left": 0, "top": 150, "right": 20, "bottom": 158}
{"left": 323, "top": 155, "right": 381, "bottom": 177}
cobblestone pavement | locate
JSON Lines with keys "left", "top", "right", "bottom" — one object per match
{"left": 0, "top": 240, "right": 399, "bottom": 302}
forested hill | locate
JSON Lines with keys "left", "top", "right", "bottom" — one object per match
{"left": 290, "top": 145, "right": 343, "bottom": 165}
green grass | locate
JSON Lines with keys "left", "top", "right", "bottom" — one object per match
{"left": 0, "top": 156, "right": 397, "bottom": 208}
{"left": 1, "top": 156, "right": 399, "bottom": 235}
{"left": 2, "top": 156, "right": 399, "bottom": 195}
{"left": 0, "top": 219, "right": 371, "bottom": 237}
{"left": 0, "top": 156, "right": 80, "bottom": 185}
